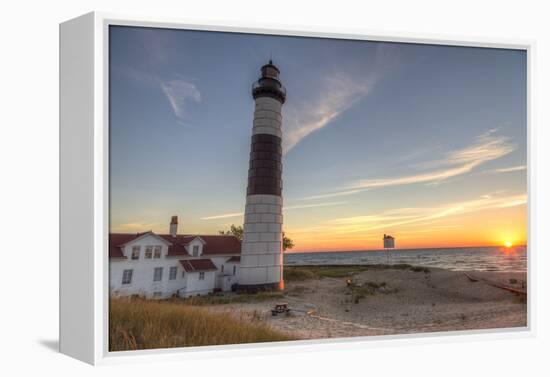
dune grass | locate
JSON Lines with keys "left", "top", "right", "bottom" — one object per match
{"left": 284, "top": 265, "right": 370, "bottom": 281}
{"left": 284, "top": 264, "right": 430, "bottom": 282}
{"left": 109, "top": 298, "right": 295, "bottom": 351}
{"left": 180, "top": 291, "right": 284, "bottom": 305}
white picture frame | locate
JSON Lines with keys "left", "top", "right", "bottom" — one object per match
{"left": 59, "top": 11, "right": 535, "bottom": 365}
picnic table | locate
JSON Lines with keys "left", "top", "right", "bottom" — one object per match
{"left": 271, "top": 303, "right": 291, "bottom": 316}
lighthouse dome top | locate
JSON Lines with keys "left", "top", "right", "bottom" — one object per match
{"left": 261, "top": 60, "right": 280, "bottom": 79}
{"left": 252, "top": 60, "right": 286, "bottom": 103}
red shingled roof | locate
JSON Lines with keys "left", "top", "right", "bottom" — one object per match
{"left": 109, "top": 233, "right": 149, "bottom": 258}
{"left": 179, "top": 259, "right": 218, "bottom": 272}
{"left": 157, "top": 234, "right": 241, "bottom": 256}
{"left": 227, "top": 256, "right": 241, "bottom": 263}
{"left": 109, "top": 233, "right": 241, "bottom": 259}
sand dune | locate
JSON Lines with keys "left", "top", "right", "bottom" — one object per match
{"left": 204, "top": 267, "right": 527, "bottom": 339}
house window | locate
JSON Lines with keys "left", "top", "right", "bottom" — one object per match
{"left": 145, "top": 246, "right": 153, "bottom": 259}
{"left": 153, "top": 291, "right": 162, "bottom": 298}
{"left": 221, "top": 265, "right": 224, "bottom": 273}
{"left": 233, "top": 265, "right": 237, "bottom": 275}
{"left": 122, "top": 269, "right": 133, "bottom": 285}
{"left": 199, "top": 272, "right": 205, "bottom": 280}
{"left": 181, "top": 271, "right": 185, "bottom": 278}
{"left": 153, "top": 267, "right": 163, "bottom": 282}
{"left": 169, "top": 266, "right": 177, "bottom": 280}
{"left": 192, "top": 245, "right": 199, "bottom": 257}
{"left": 154, "top": 245, "right": 162, "bottom": 259}
{"left": 131, "top": 246, "right": 140, "bottom": 260}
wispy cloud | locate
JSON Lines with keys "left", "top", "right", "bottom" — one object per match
{"left": 293, "top": 193, "right": 526, "bottom": 236}
{"left": 350, "top": 129, "right": 514, "bottom": 189}
{"left": 111, "top": 222, "right": 158, "bottom": 232}
{"left": 114, "top": 65, "right": 201, "bottom": 125}
{"left": 303, "top": 129, "right": 515, "bottom": 200}
{"left": 200, "top": 212, "right": 244, "bottom": 220}
{"left": 493, "top": 165, "right": 526, "bottom": 173}
{"left": 283, "top": 201, "right": 348, "bottom": 210}
{"left": 283, "top": 74, "right": 373, "bottom": 153}
{"left": 160, "top": 78, "right": 201, "bottom": 121}
{"left": 283, "top": 44, "right": 400, "bottom": 153}
{"left": 302, "top": 190, "right": 363, "bottom": 201}
{"left": 328, "top": 193, "right": 526, "bottom": 234}
{"left": 200, "top": 201, "right": 347, "bottom": 220}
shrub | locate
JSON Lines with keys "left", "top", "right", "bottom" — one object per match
{"left": 410, "top": 266, "right": 430, "bottom": 273}
{"left": 349, "top": 285, "right": 375, "bottom": 303}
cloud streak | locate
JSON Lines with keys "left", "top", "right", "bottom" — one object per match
{"left": 115, "top": 66, "right": 202, "bottom": 124}
{"left": 303, "top": 129, "right": 515, "bottom": 200}
{"left": 283, "top": 201, "right": 348, "bottom": 210}
{"left": 349, "top": 129, "right": 515, "bottom": 190}
{"left": 200, "top": 201, "right": 348, "bottom": 220}
{"left": 328, "top": 193, "right": 526, "bottom": 234}
{"left": 111, "top": 222, "right": 158, "bottom": 232}
{"left": 160, "top": 78, "right": 201, "bottom": 120}
{"left": 293, "top": 193, "right": 526, "bottom": 236}
{"left": 200, "top": 212, "right": 244, "bottom": 220}
{"left": 493, "top": 165, "right": 526, "bottom": 173}
{"left": 283, "top": 74, "right": 373, "bottom": 153}
{"left": 283, "top": 44, "right": 401, "bottom": 153}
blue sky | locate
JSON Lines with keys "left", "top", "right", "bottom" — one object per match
{"left": 109, "top": 26, "right": 527, "bottom": 250}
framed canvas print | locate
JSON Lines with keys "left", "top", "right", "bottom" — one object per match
{"left": 60, "top": 12, "right": 533, "bottom": 365}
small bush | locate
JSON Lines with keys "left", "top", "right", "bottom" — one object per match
{"left": 366, "top": 281, "right": 381, "bottom": 289}
{"left": 410, "top": 266, "right": 430, "bottom": 273}
{"left": 349, "top": 285, "right": 376, "bottom": 303}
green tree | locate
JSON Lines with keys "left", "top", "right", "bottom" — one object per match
{"left": 282, "top": 232, "right": 294, "bottom": 251}
{"left": 219, "top": 225, "right": 295, "bottom": 251}
{"left": 218, "top": 224, "right": 243, "bottom": 240}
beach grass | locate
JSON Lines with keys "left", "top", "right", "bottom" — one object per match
{"left": 109, "top": 298, "right": 294, "bottom": 351}
{"left": 349, "top": 285, "right": 376, "bottom": 303}
{"left": 180, "top": 291, "right": 285, "bottom": 305}
{"left": 284, "top": 264, "right": 430, "bottom": 282}
{"left": 284, "top": 265, "right": 370, "bottom": 281}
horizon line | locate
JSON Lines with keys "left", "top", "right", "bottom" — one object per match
{"left": 286, "top": 244, "right": 528, "bottom": 254}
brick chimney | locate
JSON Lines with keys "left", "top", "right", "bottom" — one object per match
{"left": 170, "top": 216, "right": 178, "bottom": 237}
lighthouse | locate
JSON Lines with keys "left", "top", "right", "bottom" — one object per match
{"left": 239, "top": 60, "right": 286, "bottom": 291}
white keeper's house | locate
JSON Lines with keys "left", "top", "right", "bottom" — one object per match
{"left": 109, "top": 216, "right": 241, "bottom": 298}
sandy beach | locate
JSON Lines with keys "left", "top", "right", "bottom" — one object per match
{"left": 203, "top": 266, "right": 527, "bottom": 339}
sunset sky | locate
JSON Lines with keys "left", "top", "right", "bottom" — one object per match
{"left": 109, "top": 26, "right": 527, "bottom": 252}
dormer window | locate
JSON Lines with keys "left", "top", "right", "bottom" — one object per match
{"left": 154, "top": 245, "right": 162, "bottom": 259}
{"left": 145, "top": 246, "right": 153, "bottom": 259}
{"left": 186, "top": 237, "right": 205, "bottom": 257}
{"left": 131, "top": 246, "right": 140, "bottom": 260}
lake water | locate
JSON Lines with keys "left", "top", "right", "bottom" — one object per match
{"left": 284, "top": 246, "right": 527, "bottom": 272}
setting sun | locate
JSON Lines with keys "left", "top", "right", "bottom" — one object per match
{"left": 504, "top": 241, "right": 513, "bottom": 248}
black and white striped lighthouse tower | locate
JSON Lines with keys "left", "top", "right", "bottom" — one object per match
{"left": 240, "top": 60, "right": 286, "bottom": 291}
